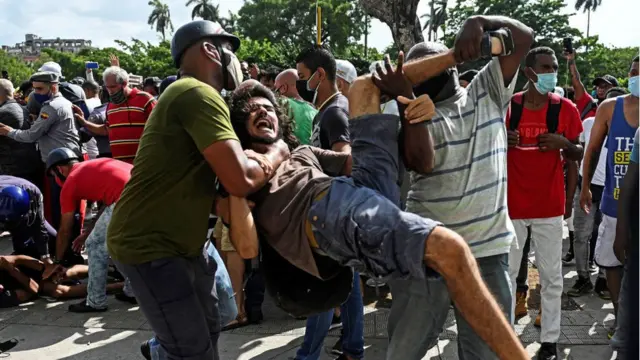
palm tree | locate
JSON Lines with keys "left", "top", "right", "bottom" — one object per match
{"left": 186, "top": 0, "right": 221, "bottom": 22}
{"left": 148, "top": 0, "right": 174, "bottom": 41}
{"left": 420, "top": 0, "right": 448, "bottom": 41}
{"left": 575, "top": 0, "right": 602, "bottom": 45}
{"left": 220, "top": 11, "right": 238, "bottom": 33}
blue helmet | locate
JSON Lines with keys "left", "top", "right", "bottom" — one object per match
{"left": 0, "top": 186, "right": 30, "bottom": 223}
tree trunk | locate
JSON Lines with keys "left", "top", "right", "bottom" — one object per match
{"left": 364, "top": 15, "right": 369, "bottom": 57}
{"left": 585, "top": 9, "right": 591, "bottom": 53}
{"left": 359, "top": 0, "right": 424, "bottom": 53}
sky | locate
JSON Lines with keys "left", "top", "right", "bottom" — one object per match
{"left": 0, "top": 0, "right": 638, "bottom": 53}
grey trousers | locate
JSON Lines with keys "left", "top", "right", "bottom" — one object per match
{"left": 115, "top": 247, "right": 220, "bottom": 360}
{"left": 573, "top": 182, "right": 604, "bottom": 279}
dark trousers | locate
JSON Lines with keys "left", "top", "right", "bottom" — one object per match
{"left": 115, "top": 247, "right": 221, "bottom": 360}
{"left": 516, "top": 227, "right": 532, "bottom": 293}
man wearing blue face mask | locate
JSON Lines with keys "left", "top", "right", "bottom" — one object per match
{"left": 506, "top": 46, "right": 584, "bottom": 360}
{"left": 579, "top": 55, "right": 638, "bottom": 344}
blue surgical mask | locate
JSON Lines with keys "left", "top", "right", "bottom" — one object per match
{"left": 628, "top": 75, "right": 639, "bottom": 97}
{"left": 33, "top": 93, "right": 51, "bottom": 104}
{"left": 533, "top": 72, "right": 558, "bottom": 94}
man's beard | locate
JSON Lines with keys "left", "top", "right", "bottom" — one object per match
{"left": 250, "top": 128, "right": 282, "bottom": 145}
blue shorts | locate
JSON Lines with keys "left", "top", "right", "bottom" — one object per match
{"left": 308, "top": 114, "right": 440, "bottom": 280}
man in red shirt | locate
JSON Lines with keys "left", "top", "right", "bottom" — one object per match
{"left": 75, "top": 66, "right": 156, "bottom": 164}
{"left": 506, "top": 47, "right": 584, "bottom": 360}
{"left": 45, "top": 148, "right": 135, "bottom": 313}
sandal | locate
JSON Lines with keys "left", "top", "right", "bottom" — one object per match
{"left": 222, "top": 313, "right": 249, "bottom": 331}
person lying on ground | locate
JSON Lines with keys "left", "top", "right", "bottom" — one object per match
{"left": 216, "top": 59, "right": 529, "bottom": 359}
{"left": 0, "top": 254, "right": 123, "bottom": 308}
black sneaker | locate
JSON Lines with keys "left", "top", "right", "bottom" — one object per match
{"left": 140, "top": 340, "right": 151, "bottom": 360}
{"left": 330, "top": 334, "right": 343, "bottom": 355}
{"left": 561, "top": 251, "right": 574, "bottom": 264}
{"left": 68, "top": 301, "right": 108, "bottom": 313}
{"left": 566, "top": 277, "right": 593, "bottom": 297}
{"left": 329, "top": 313, "right": 342, "bottom": 330}
{"left": 537, "top": 342, "right": 557, "bottom": 360}
{"left": 115, "top": 292, "right": 138, "bottom": 304}
{"left": 594, "top": 277, "right": 611, "bottom": 300}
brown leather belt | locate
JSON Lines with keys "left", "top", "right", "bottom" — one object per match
{"left": 305, "top": 190, "right": 328, "bottom": 249}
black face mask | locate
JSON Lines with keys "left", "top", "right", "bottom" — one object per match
{"left": 413, "top": 70, "right": 454, "bottom": 102}
{"left": 296, "top": 80, "right": 316, "bottom": 104}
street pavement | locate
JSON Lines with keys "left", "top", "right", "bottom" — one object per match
{"left": 0, "top": 227, "right": 619, "bottom": 359}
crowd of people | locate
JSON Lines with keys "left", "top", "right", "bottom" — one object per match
{"left": 0, "top": 14, "right": 637, "bottom": 360}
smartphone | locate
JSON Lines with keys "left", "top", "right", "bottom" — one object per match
{"left": 85, "top": 61, "right": 99, "bottom": 69}
{"left": 563, "top": 38, "right": 573, "bottom": 54}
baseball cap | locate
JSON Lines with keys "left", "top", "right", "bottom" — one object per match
{"left": 38, "top": 62, "right": 63, "bottom": 79}
{"left": 335, "top": 60, "right": 357, "bottom": 84}
{"left": 30, "top": 71, "right": 60, "bottom": 83}
{"left": 593, "top": 75, "right": 619, "bottom": 87}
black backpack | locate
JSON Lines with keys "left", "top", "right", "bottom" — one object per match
{"left": 509, "top": 92, "right": 562, "bottom": 133}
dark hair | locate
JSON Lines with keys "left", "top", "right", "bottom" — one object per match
{"left": 18, "top": 81, "right": 32, "bottom": 94}
{"left": 82, "top": 80, "right": 100, "bottom": 93}
{"left": 259, "top": 67, "right": 279, "bottom": 82}
{"left": 100, "top": 85, "right": 110, "bottom": 104}
{"left": 295, "top": 45, "right": 336, "bottom": 82}
{"left": 606, "top": 87, "right": 628, "bottom": 98}
{"left": 633, "top": 56, "right": 639, "bottom": 63}
{"left": 227, "top": 83, "right": 299, "bottom": 151}
{"left": 525, "top": 47, "right": 556, "bottom": 68}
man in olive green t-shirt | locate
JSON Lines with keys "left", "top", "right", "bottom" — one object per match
{"left": 106, "top": 21, "right": 289, "bottom": 360}
{"left": 274, "top": 69, "right": 317, "bottom": 144}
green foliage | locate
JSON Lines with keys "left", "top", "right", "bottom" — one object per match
{"left": 572, "top": 41, "right": 637, "bottom": 87}
{"left": 236, "top": 0, "right": 366, "bottom": 54}
{"left": 186, "top": 0, "right": 220, "bottom": 21}
{"left": 575, "top": 0, "right": 602, "bottom": 12}
{"left": 0, "top": 50, "right": 36, "bottom": 86}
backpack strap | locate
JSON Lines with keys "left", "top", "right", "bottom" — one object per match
{"left": 546, "top": 93, "right": 562, "bottom": 134}
{"left": 580, "top": 98, "right": 597, "bottom": 120}
{"left": 509, "top": 92, "right": 524, "bottom": 131}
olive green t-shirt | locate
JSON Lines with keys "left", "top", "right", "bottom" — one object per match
{"left": 107, "top": 77, "right": 238, "bottom": 264}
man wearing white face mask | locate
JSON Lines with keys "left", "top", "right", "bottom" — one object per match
{"left": 295, "top": 46, "right": 351, "bottom": 153}
{"left": 106, "top": 21, "right": 289, "bottom": 360}
{"left": 506, "top": 46, "right": 583, "bottom": 359}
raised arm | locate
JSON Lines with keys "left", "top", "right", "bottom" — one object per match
{"left": 566, "top": 52, "right": 587, "bottom": 101}
{"left": 456, "top": 16, "right": 534, "bottom": 85}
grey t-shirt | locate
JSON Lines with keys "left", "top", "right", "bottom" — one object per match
{"left": 405, "top": 59, "right": 518, "bottom": 258}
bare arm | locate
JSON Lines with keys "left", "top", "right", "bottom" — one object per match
{"left": 582, "top": 101, "right": 612, "bottom": 189}
{"left": 0, "top": 258, "right": 40, "bottom": 294}
{"left": 567, "top": 53, "right": 586, "bottom": 101}
{"left": 75, "top": 114, "right": 109, "bottom": 136}
{"left": 55, "top": 212, "right": 76, "bottom": 261}
{"left": 204, "top": 139, "right": 288, "bottom": 197}
{"left": 565, "top": 160, "right": 579, "bottom": 219}
{"left": 470, "top": 16, "right": 534, "bottom": 85}
{"left": 331, "top": 141, "right": 351, "bottom": 153}
{"left": 563, "top": 140, "right": 584, "bottom": 161}
{"left": 399, "top": 96, "right": 435, "bottom": 174}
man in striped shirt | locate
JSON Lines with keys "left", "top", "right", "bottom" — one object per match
{"left": 75, "top": 67, "right": 156, "bottom": 163}
{"left": 385, "top": 16, "right": 534, "bottom": 360}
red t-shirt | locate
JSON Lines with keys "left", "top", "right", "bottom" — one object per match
{"left": 60, "top": 158, "right": 133, "bottom": 214}
{"left": 574, "top": 92, "right": 596, "bottom": 119}
{"left": 106, "top": 88, "right": 156, "bottom": 164}
{"left": 506, "top": 93, "right": 583, "bottom": 219}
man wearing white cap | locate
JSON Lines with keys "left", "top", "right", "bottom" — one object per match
{"left": 335, "top": 60, "right": 357, "bottom": 98}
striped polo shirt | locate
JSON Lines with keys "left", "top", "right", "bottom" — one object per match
{"left": 405, "top": 59, "right": 517, "bottom": 258}
{"left": 106, "top": 88, "right": 156, "bottom": 163}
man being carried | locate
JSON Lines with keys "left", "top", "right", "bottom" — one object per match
{"left": 45, "top": 148, "right": 135, "bottom": 313}
{"left": 221, "top": 60, "right": 529, "bottom": 359}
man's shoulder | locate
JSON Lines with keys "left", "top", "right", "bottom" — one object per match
{"left": 164, "top": 78, "right": 224, "bottom": 106}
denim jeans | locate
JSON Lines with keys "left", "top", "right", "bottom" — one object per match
{"left": 611, "top": 263, "right": 629, "bottom": 358}
{"left": 295, "top": 271, "right": 364, "bottom": 360}
{"left": 85, "top": 203, "right": 133, "bottom": 309}
{"left": 115, "top": 246, "right": 221, "bottom": 360}
{"left": 308, "top": 114, "right": 439, "bottom": 281}
{"left": 386, "top": 254, "right": 512, "bottom": 360}
{"left": 573, "top": 180, "right": 604, "bottom": 278}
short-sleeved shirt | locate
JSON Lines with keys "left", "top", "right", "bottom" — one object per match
{"left": 579, "top": 117, "right": 607, "bottom": 185}
{"left": 506, "top": 93, "right": 583, "bottom": 219}
{"left": 107, "top": 77, "right": 238, "bottom": 265}
{"left": 406, "top": 59, "right": 518, "bottom": 258}
{"left": 250, "top": 146, "right": 349, "bottom": 278}
{"left": 287, "top": 98, "right": 317, "bottom": 145}
{"left": 632, "top": 129, "right": 639, "bottom": 164}
{"left": 59, "top": 158, "right": 132, "bottom": 214}
{"left": 575, "top": 92, "right": 597, "bottom": 119}
{"left": 310, "top": 93, "right": 350, "bottom": 149}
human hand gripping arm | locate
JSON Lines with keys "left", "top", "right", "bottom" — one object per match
{"left": 75, "top": 112, "right": 108, "bottom": 136}
{"left": 372, "top": 52, "right": 435, "bottom": 174}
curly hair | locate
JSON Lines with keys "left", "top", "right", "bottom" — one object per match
{"left": 227, "top": 83, "right": 300, "bottom": 151}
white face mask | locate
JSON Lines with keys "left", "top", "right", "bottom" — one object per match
{"left": 207, "top": 45, "right": 243, "bottom": 91}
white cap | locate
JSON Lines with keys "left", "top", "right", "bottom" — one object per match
{"left": 335, "top": 60, "right": 357, "bottom": 84}
{"left": 38, "top": 61, "right": 63, "bottom": 77}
